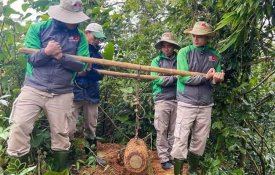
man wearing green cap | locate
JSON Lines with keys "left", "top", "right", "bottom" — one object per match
{"left": 70, "top": 23, "right": 106, "bottom": 165}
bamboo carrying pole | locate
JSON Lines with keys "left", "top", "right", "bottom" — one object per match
{"left": 96, "top": 69, "right": 159, "bottom": 80}
{"left": 19, "top": 48, "right": 205, "bottom": 79}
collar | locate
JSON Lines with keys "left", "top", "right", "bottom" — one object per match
{"left": 52, "top": 19, "right": 79, "bottom": 34}
{"left": 192, "top": 44, "right": 209, "bottom": 50}
{"left": 159, "top": 52, "right": 176, "bottom": 60}
{"left": 89, "top": 44, "right": 100, "bottom": 52}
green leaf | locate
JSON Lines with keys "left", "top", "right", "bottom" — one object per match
{"left": 230, "top": 168, "right": 245, "bottom": 175}
{"left": 215, "top": 135, "right": 225, "bottom": 151}
{"left": 221, "top": 128, "right": 230, "bottom": 137}
{"left": 33, "top": 1, "right": 51, "bottom": 9}
{"left": 212, "top": 159, "right": 221, "bottom": 167}
{"left": 0, "top": 126, "right": 10, "bottom": 140}
{"left": 7, "top": 0, "right": 17, "bottom": 5}
{"left": 92, "top": 7, "right": 101, "bottom": 14}
{"left": 239, "top": 147, "right": 246, "bottom": 154}
{"left": 102, "top": 43, "right": 115, "bottom": 60}
{"left": 228, "top": 143, "right": 238, "bottom": 151}
{"left": 21, "top": 4, "right": 30, "bottom": 12}
{"left": 117, "top": 115, "right": 129, "bottom": 123}
{"left": 110, "top": 14, "right": 123, "bottom": 20}
{"left": 86, "top": 155, "right": 96, "bottom": 165}
{"left": 6, "top": 159, "right": 26, "bottom": 174}
{"left": 19, "top": 166, "right": 36, "bottom": 175}
{"left": 266, "top": 3, "right": 272, "bottom": 16}
{"left": 219, "top": 32, "right": 239, "bottom": 52}
{"left": 212, "top": 121, "right": 224, "bottom": 129}
{"left": 38, "top": 14, "right": 49, "bottom": 21}
{"left": 215, "top": 12, "right": 236, "bottom": 31}
{"left": 22, "top": 13, "right": 32, "bottom": 20}
{"left": 3, "top": 6, "right": 20, "bottom": 17}
{"left": 120, "top": 87, "right": 133, "bottom": 94}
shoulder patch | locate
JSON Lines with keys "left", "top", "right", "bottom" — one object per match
{"left": 209, "top": 55, "right": 217, "bottom": 61}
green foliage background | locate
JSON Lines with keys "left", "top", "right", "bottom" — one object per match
{"left": 0, "top": 0, "right": 274, "bottom": 174}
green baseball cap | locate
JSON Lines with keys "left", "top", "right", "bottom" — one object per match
{"left": 85, "top": 23, "right": 106, "bottom": 39}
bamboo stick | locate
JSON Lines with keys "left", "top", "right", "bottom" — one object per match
{"left": 19, "top": 48, "right": 206, "bottom": 77}
{"left": 96, "top": 69, "right": 159, "bottom": 80}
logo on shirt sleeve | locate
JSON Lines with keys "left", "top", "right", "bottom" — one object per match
{"left": 209, "top": 55, "right": 217, "bottom": 61}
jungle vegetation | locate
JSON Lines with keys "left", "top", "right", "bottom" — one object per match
{"left": 0, "top": 0, "right": 274, "bottom": 174}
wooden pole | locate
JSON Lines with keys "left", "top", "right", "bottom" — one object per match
{"left": 96, "top": 69, "right": 159, "bottom": 80}
{"left": 19, "top": 48, "right": 206, "bottom": 77}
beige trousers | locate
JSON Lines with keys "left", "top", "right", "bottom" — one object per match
{"left": 154, "top": 100, "right": 177, "bottom": 163}
{"left": 70, "top": 101, "right": 99, "bottom": 139}
{"left": 171, "top": 101, "right": 212, "bottom": 159}
{"left": 7, "top": 86, "right": 73, "bottom": 157}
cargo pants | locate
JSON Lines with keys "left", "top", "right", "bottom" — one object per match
{"left": 171, "top": 101, "right": 212, "bottom": 159}
{"left": 7, "top": 86, "right": 73, "bottom": 157}
{"left": 69, "top": 101, "right": 99, "bottom": 139}
{"left": 154, "top": 100, "right": 177, "bottom": 163}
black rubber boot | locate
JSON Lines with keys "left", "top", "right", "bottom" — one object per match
{"left": 68, "top": 147, "right": 77, "bottom": 166}
{"left": 174, "top": 158, "right": 184, "bottom": 175}
{"left": 52, "top": 150, "right": 69, "bottom": 172}
{"left": 19, "top": 154, "right": 30, "bottom": 164}
{"left": 188, "top": 152, "right": 200, "bottom": 175}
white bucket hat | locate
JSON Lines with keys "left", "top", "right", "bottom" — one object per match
{"left": 85, "top": 23, "right": 106, "bottom": 39}
{"left": 48, "top": 0, "right": 89, "bottom": 24}
{"left": 155, "top": 32, "right": 180, "bottom": 50}
{"left": 184, "top": 21, "right": 215, "bottom": 37}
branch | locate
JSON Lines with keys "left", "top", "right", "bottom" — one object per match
{"left": 259, "top": 17, "right": 267, "bottom": 33}
{"left": 0, "top": 18, "right": 11, "bottom": 57}
{"left": 103, "top": 1, "right": 125, "bottom": 8}
{"left": 243, "top": 70, "right": 275, "bottom": 95}
{"left": 244, "top": 120, "right": 270, "bottom": 152}
{"left": 244, "top": 120, "right": 263, "bottom": 138}
{"left": 0, "top": 19, "right": 4, "bottom": 48}
{"left": 254, "top": 92, "right": 274, "bottom": 108}
{"left": 247, "top": 141, "right": 266, "bottom": 175}
{"left": 12, "top": 22, "right": 17, "bottom": 60}
{"left": 247, "top": 152, "right": 262, "bottom": 175}
{"left": 249, "top": 56, "right": 275, "bottom": 66}
{"left": 98, "top": 105, "right": 130, "bottom": 140}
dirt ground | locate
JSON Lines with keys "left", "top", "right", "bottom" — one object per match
{"left": 78, "top": 142, "right": 189, "bottom": 175}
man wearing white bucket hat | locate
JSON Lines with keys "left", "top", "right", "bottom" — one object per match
{"left": 171, "top": 21, "right": 225, "bottom": 175}
{"left": 71, "top": 22, "right": 107, "bottom": 165}
{"left": 7, "top": 0, "right": 89, "bottom": 173}
{"left": 151, "top": 32, "right": 180, "bottom": 170}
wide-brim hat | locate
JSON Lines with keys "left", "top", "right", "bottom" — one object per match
{"left": 85, "top": 23, "right": 106, "bottom": 39}
{"left": 155, "top": 32, "right": 180, "bottom": 50}
{"left": 48, "top": 0, "right": 89, "bottom": 24}
{"left": 184, "top": 21, "right": 215, "bottom": 37}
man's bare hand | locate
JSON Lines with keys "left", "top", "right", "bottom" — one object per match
{"left": 44, "top": 40, "right": 63, "bottom": 59}
{"left": 213, "top": 70, "right": 225, "bottom": 84}
{"left": 205, "top": 68, "right": 215, "bottom": 80}
{"left": 54, "top": 52, "right": 63, "bottom": 60}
